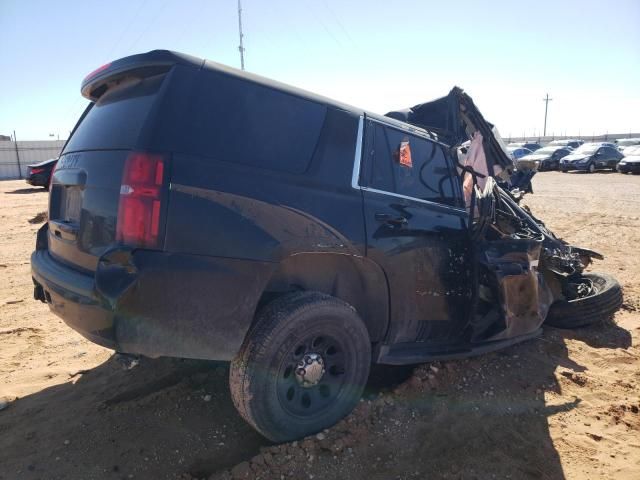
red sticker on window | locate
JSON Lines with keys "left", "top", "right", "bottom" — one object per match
{"left": 399, "top": 140, "right": 412, "bottom": 167}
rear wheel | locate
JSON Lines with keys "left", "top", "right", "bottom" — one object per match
{"left": 587, "top": 162, "right": 596, "bottom": 173}
{"left": 545, "top": 273, "right": 623, "bottom": 329}
{"left": 229, "top": 291, "right": 371, "bottom": 442}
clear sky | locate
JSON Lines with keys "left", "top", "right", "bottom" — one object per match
{"left": 1, "top": 0, "right": 639, "bottom": 140}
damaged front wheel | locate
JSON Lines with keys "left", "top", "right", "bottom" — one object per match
{"left": 545, "top": 273, "right": 623, "bottom": 329}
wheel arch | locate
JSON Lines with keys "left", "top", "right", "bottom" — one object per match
{"left": 253, "top": 253, "right": 390, "bottom": 343}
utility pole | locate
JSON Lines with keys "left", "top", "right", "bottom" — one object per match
{"left": 237, "top": 0, "right": 245, "bottom": 70}
{"left": 13, "top": 130, "right": 22, "bottom": 179}
{"left": 542, "top": 93, "right": 552, "bottom": 137}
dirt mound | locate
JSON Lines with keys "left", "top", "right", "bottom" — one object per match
{"left": 28, "top": 211, "right": 47, "bottom": 224}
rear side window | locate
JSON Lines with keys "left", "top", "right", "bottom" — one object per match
{"left": 64, "top": 74, "right": 164, "bottom": 153}
{"left": 175, "top": 70, "right": 327, "bottom": 173}
{"left": 604, "top": 147, "right": 620, "bottom": 157}
{"left": 363, "top": 122, "right": 458, "bottom": 206}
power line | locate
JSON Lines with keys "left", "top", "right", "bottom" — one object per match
{"left": 107, "top": 0, "right": 149, "bottom": 59}
{"left": 303, "top": 0, "right": 342, "bottom": 48}
{"left": 321, "top": 0, "right": 355, "bottom": 46}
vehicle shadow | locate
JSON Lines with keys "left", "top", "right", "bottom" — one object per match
{"left": 565, "top": 170, "right": 618, "bottom": 175}
{"left": 0, "top": 317, "right": 631, "bottom": 480}
{"left": 0, "top": 356, "right": 268, "bottom": 480}
{"left": 353, "top": 316, "right": 632, "bottom": 479}
{"left": 6, "top": 187, "right": 47, "bottom": 194}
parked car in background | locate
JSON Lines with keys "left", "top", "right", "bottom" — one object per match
{"left": 517, "top": 146, "right": 572, "bottom": 171}
{"left": 26, "top": 158, "right": 58, "bottom": 189}
{"left": 617, "top": 145, "right": 640, "bottom": 174}
{"left": 508, "top": 141, "right": 542, "bottom": 152}
{"left": 616, "top": 138, "right": 640, "bottom": 152}
{"left": 560, "top": 143, "right": 624, "bottom": 173}
{"left": 507, "top": 146, "right": 533, "bottom": 160}
{"left": 549, "top": 139, "right": 583, "bottom": 149}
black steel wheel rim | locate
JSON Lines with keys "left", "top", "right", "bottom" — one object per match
{"left": 276, "top": 333, "right": 348, "bottom": 417}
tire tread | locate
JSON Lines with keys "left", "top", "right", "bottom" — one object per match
{"left": 545, "top": 273, "right": 623, "bottom": 328}
{"left": 229, "top": 291, "right": 370, "bottom": 441}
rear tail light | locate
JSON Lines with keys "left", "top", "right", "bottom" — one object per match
{"left": 116, "top": 152, "right": 165, "bottom": 248}
{"left": 31, "top": 167, "right": 45, "bottom": 174}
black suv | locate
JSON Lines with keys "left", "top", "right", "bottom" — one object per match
{"left": 31, "top": 51, "right": 622, "bottom": 442}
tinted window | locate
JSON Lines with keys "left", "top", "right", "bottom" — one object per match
{"left": 64, "top": 74, "right": 164, "bottom": 153}
{"left": 604, "top": 147, "right": 619, "bottom": 157}
{"left": 363, "top": 122, "right": 457, "bottom": 206}
{"left": 176, "top": 70, "right": 327, "bottom": 173}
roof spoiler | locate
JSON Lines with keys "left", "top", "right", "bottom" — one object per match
{"left": 80, "top": 50, "right": 204, "bottom": 101}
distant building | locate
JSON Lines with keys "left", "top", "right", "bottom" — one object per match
{"left": 0, "top": 135, "right": 11, "bottom": 141}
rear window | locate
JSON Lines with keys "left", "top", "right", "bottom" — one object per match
{"left": 64, "top": 74, "right": 163, "bottom": 153}
{"left": 172, "top": 70, "right": 327, "bottom": 173}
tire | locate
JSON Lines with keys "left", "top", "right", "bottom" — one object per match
{"left": 545, "top": 273, "right": 623, "bottom": 329}
{"left": 229, "top": 291, "right": 371, "bottom": 442}
{"left": 561, "top": 169, "right": 568, "bottom": 173}
{"left": 587, "top": 163, "right": 596, "bottom": 173}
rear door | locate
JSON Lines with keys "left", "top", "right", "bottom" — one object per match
{"left": 604, "top": 146, "right": 623, "bottom": 167}
{"left": 48, "top": 72, "right": 169, "bottom": 272}
{"left": 357, "top": 118, "right": 472, "bottom": 346}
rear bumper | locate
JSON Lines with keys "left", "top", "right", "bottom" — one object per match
{"left": 31, "top": 225, "right": 274, "bottom": 361}
{"left": 26, "top": 174, "right": 49, "bottom": 187}
{"left": 560, "top": 163, "right": 589, "bottom": 171}
{"left": 618, "top": 164, "right": 640, "bottom": 173}
{"left": 516, "top": 160, "right": 539, "bottom": 171}
{"left": 31, "top": 250, "right": 117, "bottom": 349}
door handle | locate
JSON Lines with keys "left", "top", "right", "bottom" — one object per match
{"left": 375, "top": 213, "right": 408, "bottom": 226}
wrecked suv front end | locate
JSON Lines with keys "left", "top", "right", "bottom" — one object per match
{"left": 386, "top": 87, "right": 623, "bottom": 340}
{"left": 470, "top": 177, "right": 619, "bottom": 336}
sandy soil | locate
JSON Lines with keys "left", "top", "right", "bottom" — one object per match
{"left": 0, "top": 173, "right": 638, "bottom": 480}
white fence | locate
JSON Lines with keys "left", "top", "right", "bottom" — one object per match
{"left": 0, "top": 140, "right": 65, "bottom": 180}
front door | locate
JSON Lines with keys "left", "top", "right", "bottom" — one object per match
{"left": 357, "top": 118, "right": 472, "bottom": 346}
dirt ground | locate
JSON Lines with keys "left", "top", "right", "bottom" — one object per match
{"left": 1, "top": 173, "right": 639, "bottom": 480}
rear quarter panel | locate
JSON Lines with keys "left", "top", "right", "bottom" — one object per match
{"left": 164, "top": 108, "right": 365, "bottom": 261}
